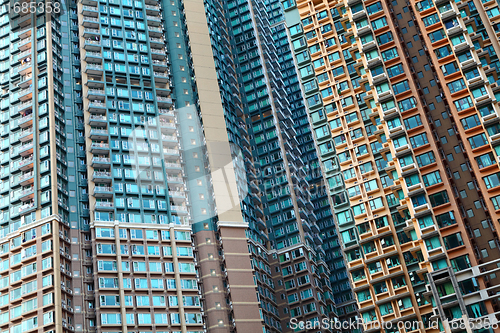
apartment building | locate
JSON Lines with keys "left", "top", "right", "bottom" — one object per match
{"left": 0, "top": 0, "right": 266, "bottom": 333}
{"left": 217, "top": 0, "right": 361, "bottom": 331}
{"left": 283, "top": 0, "right": 500, "bottom": 332}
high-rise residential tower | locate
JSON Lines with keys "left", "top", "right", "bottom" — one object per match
{"left": 1, "top": 1, "right": 266, "bottom": 333}
{"left": 204, "top": 0, "right": 359, "bottom": 331}
{"left": 282, "top": 0, "right": 500, "bottom": 331}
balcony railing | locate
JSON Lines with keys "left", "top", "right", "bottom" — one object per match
{"left": 19, "top": 87, "right": 33, "bottom": 97}
{"left": 86, "top": 64, "right": 103, "bottom": 71}
{"left": 89, "top": 115, "right": 106, "bottom": 122}
{"left": 163, "top": 149, "right": 179, "bottom": 155}
{"left": 83, "top": 16, "right": 99, "bottom": 23}
{"left": 92, "top": 157, "right": 110, "bottom": 163}
{"left": 19, "top": 172, "right": 34, "bottom": 182}
{"left": 19, "top": 157, "right": 34, "bottom": 167}
{"left": 93, "top": 171, "right": 111, "bottom": 177}
{"left": 165, "top": 162, "right": 182, "bottom": 169}
{"left": 89, "top": 101, "right": 106, "bottom": 108}
{"left": 146, "top": 15, "right": 162, "bottom": 21}
{"left": 154, "top": 72, "right": 168, "bottom": 78}
{"left": 84, "top": 28, "right": 99, "bottom": 34}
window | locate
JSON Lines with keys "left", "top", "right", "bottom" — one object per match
{"left": 443, "top": 233, "right": 464, "bottom": 249}
{"left": 376, "top": 32, "right": 393, "bottom": 45}
{"left": 428, "top": 29, "right": 446, "bottom": 43}
{"left": 484, "top": 173, "right": 500, "bottom": 189}
{"left": 429, "top": 191, "right": 449, "bottom": 207}
{"left": 398, "top": 97, "right": 417, "bottom": 111}
{"left": 371, "top": 17, "right": 388, "bottom": 30}
{"left": 352, "top": 204, "right": 366, "bottom": 216}
{"left": 441, "top": 61, "right": 459, "bottom": 76}
{"left": 366, "top": 2, "right": 383, "bottom": 14}
{"left": 468, "top": 133, "right": 488, "bottom": 149}
{"left": 387, "top": 64, "right": 404, "bottom": 78}
{"left": 461, "top": 114, "right": 480, "bottom": 129}
{"left": 422, "top": 171, "right": 442, "bottom": 186}
{"left": 403, "top": 115, "right": 422, "bottom": 129}
{"left": 422, "top": 13, "right": 440, "bottom": 26}
{"left": 409, "top": 133, "right": 429, "bottom": 148}
{"left": 447, "top": 79, "right": 466, "bottom": 93}
{"left": 381, "top": 48, "right": 398, "bottom": 61}
{"left": 476, "top": 153, "right": 495, "bottom": 169}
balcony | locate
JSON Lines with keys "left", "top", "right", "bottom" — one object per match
{"left": 18, "top": 113, "right": 33, "bottom": 128}
{"left": 160, "top": 120, "right": 176, "bottom": 133}
{"left": 383, "top": 107, "right": 398, "bottom": 117}
{"left": 19, "top": 142, "right": 33, "bottom": 156}
{"left": 82, "top": 16, "right": 99, "bottom": 27}
{"left": 148, "top": 26, "right": 164, "bottom": 37}
{"left": 152, "top": 60, "right": 169, "bottom": 71}
{"left": 446, "top": 23, "right": 464, "bottom": 36}
{"left": 19, "top": 73, "right": 33, "bottom": 88}
{"left": 95, "top": 202, "right": 114, "bottom": 211}
{"left": 19, "top": 128, "right": 33, "bottom": 142}
{"left": 453, "top": 41, "right": 471, "bottom": 52}
{"left": 17, "top": 35, "right": 31, "bottom": 50}
{"left": 90, "top": 142, "right": 109, "bottom": 154}
{"left": 157, "top": 96, "right": 172, "bottom": 107}
{"left": 352, "top": 9, "right": 366, "bottom": 20}
{"left": 18, "top": 27, "right": 31, "bottom": 40}
{"left": 356, "top": 25, "right": 372, "bottom": 36}
{"left": 467, "top": 74, "right": 485, "bottom": 85}
{"left": 94, "top": 186, "right": 113, "bottom": 198}
{"left": 85, "top": 63, "right": 103, "bottom": 74}
{"left": 84, "top": 51, "right": 102, "bottom": 63}
{"left": 366, "top": 56, "right": 381, "bottom": 68}
{"left": 89, "top": 114, "right": 107, "bottom": 126}
{"left": 147, "top": 15, "right": 162, "bottom": 26}
{"left": 83, "top": 28, "right": 99, "bottom": 38}
{"left": 91, "top": 157, "right": 111, "bottom": 168}
{"left": 93, "top": 171, "right": 112, "bottom": 182}
{"left": 19, "top": 157, "right": 34, "bottom": 171}
{"left": 17, "top": 13, "right": 32, "bottom": 28}
{"left": 169, "top": 191, "right": 185, "bottom": 203}
{"left": 89, "top": 128, "right": 108, "bottom": 140}
{"left": 161, "top": 135, "right": 178, "bottom": 147}
{"left": 151, "top": 48, "right": 167, "bottom": 60}
{"left": 149, "top": 37, "right": 164, "bottom": 47}
{"left": 154, "top": 72, "right": 169, "bottom": 83}
{"left": 88, "top": 101, "right": 106, "bottom": 113}
{"left": 474, "top": 93, "right": 492, "bottom": 105}
{"left": 256, "top": 218, "right": 266, "bottom": 231}
{"left": 19, "top": 172, "right": 34, "bottom": 186}
{"left": 164, "top": 162, "right": 182, "bottom": 172}
{"left": 159, "top": 109, "right": 175, "bottom": 118}
{"left": 84, "top": 39, "right": 101, "bottom": 51}
{"left": 12, "top": 101, "right": 32, "bottom": 114}
{"left": 81, "top": 5, "right": 99, "bottom": 16}
{"left": 250, "top": 192, "right": 260, "bottom": 205}
{"left": 171, "top": 205, "right": 188, "bottom": 215}
{"left": 87, "top": 89, "right": 105, "bottom": 100}
{"left": 18, "top": 87, "right": 33, "bottom": 102}
{"left": 167, "top": 176, "right": 183, "bottom": 184}
{"left": 145, "top": 4, "right": 160, "bottom": 14}
{"left": 18, "top": 201, "right": 35, "bottom": 214}
{"left": 163, "top": 149, "right": 180, "bottom": 159}
{"left": 19, "top": 187, "right": 34, "bottom": 201}
{"left": 440, "top": 7, "right": 458, "bottom": 19}
{"left": 16, "top": 64, "right": 32, "bottom": 79}
{"left": 255, "top": 206, "right": 264, "bottom": 218}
